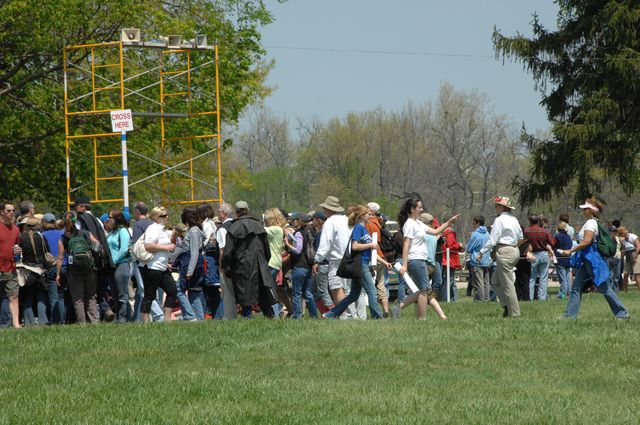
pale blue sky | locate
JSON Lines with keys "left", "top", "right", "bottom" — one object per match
{"left": 248, "top": 0, "right": 560, "bottom": 132}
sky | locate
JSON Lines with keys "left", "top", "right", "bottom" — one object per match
{"left": 245, "top": 0, "right": 560, "bottom": 133}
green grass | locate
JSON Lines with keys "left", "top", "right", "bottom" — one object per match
{"left": 1, "top": 290, "right": 640, "bottom": 424}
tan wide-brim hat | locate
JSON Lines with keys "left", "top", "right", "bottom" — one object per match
{"left": 418, "top": 212, "right": 434, "bottom": 224}
{"left": 319, "top": 196, "right": 344, "bottom": 213}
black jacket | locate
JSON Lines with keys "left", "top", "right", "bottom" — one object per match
{"left": 221, "top": 216, "right": 275, "bottom": 306}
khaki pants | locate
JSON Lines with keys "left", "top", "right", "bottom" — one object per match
{"left": 491, "top": 245, "right": 520, "bottom": 317}
{"left": 374, "top": 263, "right": 387, "bottom": 300}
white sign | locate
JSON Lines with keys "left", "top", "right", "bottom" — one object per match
{"left": 110, "top": 109, "right": 134, "bottom": 133}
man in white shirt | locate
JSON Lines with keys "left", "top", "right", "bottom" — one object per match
{"left": 312, "top": 196, "right": 358, "bottom": 317}
{"left": 478, "top": 196, "right": 523, "bottom": 318}
{"left": 216, "top": 203, "right": 236, "bottom": 319}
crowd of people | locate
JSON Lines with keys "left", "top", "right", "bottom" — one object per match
{"left": 0, "top": 192, "right": 635, "bottom": 328}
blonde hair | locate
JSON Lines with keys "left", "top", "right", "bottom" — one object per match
{"left": 149, "top": 206, "right": 167, "bottom": 221}
{"left": 264, "top": 208, "right": 287, "bottom": 227}
{"left": 348, "top": 205, "right": 370, "bottom": 227}
{"left": 617, "top": 226, "right": 628, "bottom": 237}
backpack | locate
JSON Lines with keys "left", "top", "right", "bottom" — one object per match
{"left": 67, "top": 231, "right": 95, "bottom": 271}
{"left": 77, "top": 212, "right": 114, "bottom": 273}
{"left": 596, "top": 220, "right": 616, "bottom": 258}
{"left": 303, "top": 228, "right": 316, "bottom": 263}
{"left": 379, "top": 228, "right": 395, "bottom": 254}
{"left": 391, "top": 229, "right": 404, "bottom": 259}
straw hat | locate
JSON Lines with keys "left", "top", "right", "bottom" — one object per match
{"left": 493, "top": 195, "right": 516, "bottom": 210}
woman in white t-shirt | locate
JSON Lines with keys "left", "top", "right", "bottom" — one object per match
{"left": 139, "top": 207, "right": 177, "bottom": 323}
{"left": 394, "top": 195, "right": 459, "bottom": 320}
{"left": 560, "top": 197, "right": 629, "bottom": 319}
{"left": 615, "top": 226, "right": 640, "bottom": 291}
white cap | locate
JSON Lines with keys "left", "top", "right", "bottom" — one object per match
{"left": 367, "top": 202, "right": 381, "bottom": 213}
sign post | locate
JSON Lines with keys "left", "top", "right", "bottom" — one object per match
{"left": 110, "top": 110, "right": 134, "bottom": 216}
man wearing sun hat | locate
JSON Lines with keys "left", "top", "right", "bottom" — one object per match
{"left": 478, "top": 195, "right": 523, "bottom": 317}
{"left": 312, "top": 196, "right": 353, "bottom": 314}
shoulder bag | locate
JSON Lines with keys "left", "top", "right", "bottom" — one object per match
{"left": 337, "top": 230, "right": 362, "bottom": 279}
{"left": 131, "top": 229, "right": 154, "bottom": 262}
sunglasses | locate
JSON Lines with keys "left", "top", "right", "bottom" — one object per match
{"left": 159, "top": 214, "right": 168, "bottom": 218}
{"left": 4, "top": 209, "right": 14, "bottom": 213}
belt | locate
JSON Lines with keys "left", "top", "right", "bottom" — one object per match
{"left": 496, "top": 244, "right": 517, "bottom": 248}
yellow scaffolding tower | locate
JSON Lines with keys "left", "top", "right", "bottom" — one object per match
{"left": 63, "top": 39, "right": 222, "bottom": 211}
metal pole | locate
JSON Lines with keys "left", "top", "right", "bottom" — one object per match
{"left": 121, "top": 130, "right": 130, "bottom": 216}
{"left": 446, "top": 248, "right": 451, "bottom": 303}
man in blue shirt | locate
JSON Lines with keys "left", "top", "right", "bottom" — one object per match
{"left": 466, "top": 215, "right": 492, "bottom": 301}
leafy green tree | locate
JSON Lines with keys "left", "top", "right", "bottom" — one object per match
{"left": 493, "top": 1, "right": 640, "bottom": 205}
{"left": 0, "top": 0, "right": 277, "bottom": 211}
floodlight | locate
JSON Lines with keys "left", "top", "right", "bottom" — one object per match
{"left": 167, "top": 35, "right": 182, "bottom": 49}
{"left": 195, "top": 35, "right": 207, "bottom": 48}
{"left": 120, "top": 28, "right": 141, "bottom": 43}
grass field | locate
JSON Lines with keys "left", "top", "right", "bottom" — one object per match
{"left": 1, "top": 290, "right": 639, "bottom": 425}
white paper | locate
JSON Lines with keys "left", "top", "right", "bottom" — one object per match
{"left": 371, "top": 233, "right": 378, "bottom": 266}
{"left": 394, "top": 262, "right": 418, "bottom": 294}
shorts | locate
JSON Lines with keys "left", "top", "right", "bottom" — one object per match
{"left": 624, "top": 252, "right": 640, "bottom": 274}
{"left": 374, "top": 263, "right": 387, "bottom": 300}
{"left": 407, "top": 259, "right": 430, "bottom": 291}
{"left": 328, "top": 261, "right": 349, "bottom": 290}
{"left": 0, "top": 271, "right": 19, "bottom": 297}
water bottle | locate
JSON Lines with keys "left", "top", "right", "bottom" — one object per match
{"left": 13, "top": 244, "right": 22, "bottom": 264}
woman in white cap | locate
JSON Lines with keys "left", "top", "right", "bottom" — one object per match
{"left": 560, "top": 197, "right": 629, "bottom": 319}
{"left": 477, "top": 196, "right": 523, "bottom": 318}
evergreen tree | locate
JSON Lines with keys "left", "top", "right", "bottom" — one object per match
{"left": 493, "top": 0, "right": 640, "bottom": 205}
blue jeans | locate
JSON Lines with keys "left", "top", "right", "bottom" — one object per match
{"left": 564, "top": 264, "right": 629, "bottom": 319}
{"left": 529, "top": 251, "right": 550, "bottom": 300}
{"left": 176, "top": 277, "right": 194, "bottom": 320}
{"left": 407, "top": 259, "right": 430, "bottom": 292}
{"left": 431, "top": 262, "right": 442, "bottom": 293}
{"left": 608, "top": 258, "right": 621, "bottom": 292}
{"left": 395, "top": 258, "right": 407, "bottom": 303}
{"left": 439, "top": 265, "right": 458, "bottom": 301}
{"left": 291, "top": 267, "right": 318, "bottom": 319}
{"left": 190, "top": 290, "right": 205, "bottom": 320}
{"left": 328, "top": 263, "right": 382, "bottom": 319}
{"left": 176, "top": 278, "right": 205, "bottom": 321}
{"left": 22, "top": 284, "right": 49, "bottom": 326}
{"left": 112, "top": 262, "right": 131, "bottom": 323}
{"left": 48, "top": 267, "right": 66, "bottom": 324}
{"left": 0, "top": 291, "right": 10, "bottom": 327}
{"left": 556, "top": 264, "right": 570, "bottom": 298}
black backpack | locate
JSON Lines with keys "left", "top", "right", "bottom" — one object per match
{"left": 391, "top": 229, "right": 404, "bottom": 259}
{"left": 379, "top": 228, "right": 396, "bottom": 254}
{"left": 303, "top": 228, "right": 316, "bottom": 263}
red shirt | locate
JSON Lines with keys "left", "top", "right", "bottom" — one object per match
{"left": 441, "top": 228, "right": 463, "bottom": 269}
{"left": 523, "top": 225, "right": 555, "bottom": 252}
{"left": 0, "top": 222, "right": 20, "bottom": 273}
